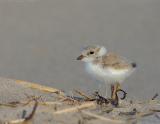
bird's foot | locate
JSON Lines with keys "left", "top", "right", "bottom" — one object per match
{"left": 110, "top": 83, "right": 127, "bottom": 107}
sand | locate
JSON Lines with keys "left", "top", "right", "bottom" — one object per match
{"left": 0, "top": 77, "right": 159, "bottom": 124}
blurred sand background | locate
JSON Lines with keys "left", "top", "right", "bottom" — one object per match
{"left": 0, "top": 0, "right": 159, "bottom": 99}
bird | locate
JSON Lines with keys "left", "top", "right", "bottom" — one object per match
{"left": 77, "top": 45, "right": 137, "bottom": 102}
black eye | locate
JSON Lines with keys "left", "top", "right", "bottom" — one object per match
{"left": 90, "top": 51, "right": 94, "bottom": 54}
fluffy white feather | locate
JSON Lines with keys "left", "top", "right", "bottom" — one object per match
{"left": 85, "top": 62, "right": 133, "bottom": 84}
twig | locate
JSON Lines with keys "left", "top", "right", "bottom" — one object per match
{"left": 2, "top": 95, "right": 40, "bottom": 108}
{"left": 119, "top": 108, "right": 137, "bottom": 116}
{"left": 7, "top": 119, "right": 26, "bottom": 124}
{"left": 151, "top": 93, "right": 159, "bottom": 100}
{"left": 54, "top": 102, "right": 96, "bottom": 115}
{"left": 61, "top": 96, "right": 80, "bottom": 105}
{"left": 137, "top": 111, "right": 155, "bottom": 119}
{"left": 150, "top": 109, "right": 160, "bottom": 113}
{"left": 127, "top": 111, "right": 155, "bottom": 121}
{"left": 81, "top": 110, "right": 125, "bottom": 124}
{"left": 16, "top": 80, "right": 65, "bottom": 96}
{"left": 25, "top": 100, "right": 38, "bottom": 121}
{"left": 7, "top": 100, "right": 38, "bottom": 124}
{"left": 38, "top": 101, "right": 62, "bottom": 106}
{"left": 0, "top": 103, "right": 17, "bottom": 107}
{"left": 74, "top": 90, "right": 92, "bottom": 100}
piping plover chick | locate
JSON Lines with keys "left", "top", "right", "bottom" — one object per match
{"left": 77, "top": 45, "right": 137, "bottom": 101}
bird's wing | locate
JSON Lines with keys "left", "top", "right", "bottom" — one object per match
{"left": 102, "top": 53, "right": 131, "bottom": 70}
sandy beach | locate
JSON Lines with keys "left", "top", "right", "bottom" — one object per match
{"left": 0, "top": 77, "right": 159, "bottom": 124}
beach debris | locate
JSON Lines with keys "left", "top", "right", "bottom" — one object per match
{"left": 0, "top": 80, "right": 160, "bottom": 124}
{"left": 93, "top": 91, "right": 110, "bottom": 105}
{"left": 53, "top": 102, "right": 96, "bottom": 115}
{"left": 119, "top": 108, "right": 137, "bottom": 116}
{"left": 15, "top": 80, "right": 65, "bottom": 96}
{"left": 151, "top": 93, "right": 159, "bottom": 100}
{"left": 74, "top": 89, "right": 93, "bottom": 100}
{"left": 5, "top": 100, "right": 38, "bottom": 124}
{"left": 81, "top": 110, "right": 125, "bottom": 124}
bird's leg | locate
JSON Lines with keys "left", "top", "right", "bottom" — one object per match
{"left": 104, "top": 83, "right": 108, "bottom": 98}
{"left": 116, "top": 82, "right": 121, "bottom": 93}
{"left": 111, "top": 82, "right": 120, "bottom": 100}
{"left": 104, "top": 82, "right": 110, "bottom": 98}
{"left": 111, "top": 82, "right": 127, "bottom": 106}
{"left": 110, "top": 82, "right": 121, "bottom": 106}
{"left": 111, "top": 84, "right": 114, "bottom": 99}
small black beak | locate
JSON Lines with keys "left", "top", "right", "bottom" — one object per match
{"left": 77, "top": 55, "right": 84, "bottom": 60}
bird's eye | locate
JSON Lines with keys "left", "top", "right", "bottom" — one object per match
{"left": 90, "top": 51, "right": 94, "bottom": 54}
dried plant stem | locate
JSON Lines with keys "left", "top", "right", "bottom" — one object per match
{"left": 54, "top": 102, "right": 96, "bottom": 115}
{"left": 128, "top": 111, "right": 156, "bottom": 122}
{"left": 25, "top": 100, "right": 38, "bottom": 121}
{"left": 16, "top": 80, "right": 64, "bottom": 96}
{"left": 82, "top": 110, "right": 125, "bottom": 124}
{"left": 7, "top": 119, "right": 26, "bottom": 124}
{"left": 151, "top": 93, "right": 159, "bottom": 100}
{"left": 137, "top": 111, "right": 155, "bottom": 117}
{"left": 39, "top": 101, "right": 62, "bottom": 106}
{"left": 150, "top": 109, "right": 160, "bottom": 112}
{"left": 6, "top": 100, "right": 38, "bottom": 124}
{"left": 74, "top": 90, "right": 92, "bottom": 100}
{"left": 0, "top": 103, "right": 17, "bottom": 107}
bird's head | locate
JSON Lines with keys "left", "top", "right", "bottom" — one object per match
{"left": 77, "top": 45, "right": 107, "bottom": 62}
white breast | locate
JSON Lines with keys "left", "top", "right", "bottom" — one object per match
{"left": 85, "top": 63, "right": 132, "bottom": 84}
